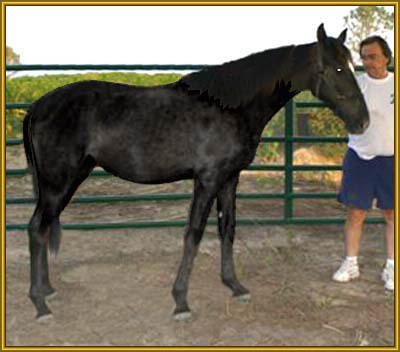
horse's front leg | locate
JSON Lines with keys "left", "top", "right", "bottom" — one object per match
{"left": 217, "top": 174, "right": 250, "bottom": 300}
{"left": 172, "top": 178, "right": 215, "bottom": 320}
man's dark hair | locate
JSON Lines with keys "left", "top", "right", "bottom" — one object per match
{"left": 359, "top": 35, "right": 392, "bottom": 67}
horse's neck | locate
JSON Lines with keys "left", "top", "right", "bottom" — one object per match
{"left": 245, "top": 43, "right": 316, "bottom": 138}
{"left": 287, "top": 43, "right": 317, "bottom": 93}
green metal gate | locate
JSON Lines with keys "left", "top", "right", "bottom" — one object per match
{"left": 5, "top": 64, "right": 385, "bottom": 230}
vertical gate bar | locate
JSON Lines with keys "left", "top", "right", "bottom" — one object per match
{"left": 284, "top": 99, "right": 295, "bottom": 220}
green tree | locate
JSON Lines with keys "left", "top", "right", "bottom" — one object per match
{"left": 6, "top": 46, "right": 20, "bottom": 64}
{"left": 344, "top": 6, "right": 394, "bottom": 64}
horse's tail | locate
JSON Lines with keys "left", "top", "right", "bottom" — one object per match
{"left": 23, "top": 110, "right": 39, "bottom": 200}
{"left": 23, "top": 109, "right": 62, "bottom": 256}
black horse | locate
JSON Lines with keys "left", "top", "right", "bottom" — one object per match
{"left": 23, "top": 24, "right": 369, "bottom": 321}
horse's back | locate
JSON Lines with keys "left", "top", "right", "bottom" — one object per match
{"left": 29, "top": 80, "right": 167, "bottom": 146}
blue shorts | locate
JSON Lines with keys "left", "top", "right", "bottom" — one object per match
{"left": 337, "top": 148, "right": 394, "bottom": 210}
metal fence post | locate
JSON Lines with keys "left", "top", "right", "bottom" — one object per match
{"left": 284, "top": 99, "right": 295, "bottom": 220}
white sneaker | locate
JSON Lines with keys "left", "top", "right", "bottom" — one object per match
{"left": 382, "top": 265, "right": 394, "bottom": 291}
{"left": 332, "top": 259, "right": 360, "bottom": 282}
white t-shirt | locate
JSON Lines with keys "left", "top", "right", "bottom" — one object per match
{"left": 348, "top": 72, "right": 394, "bottom": 160}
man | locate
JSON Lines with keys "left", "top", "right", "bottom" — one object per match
{"left": 333, "top": 36, "right": 394, "bottom": 291}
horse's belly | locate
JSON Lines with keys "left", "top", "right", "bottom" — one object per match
{"left": 105, "top": 165, "right": 194, "bottom": 184}
{"left": 97, "top": 149, "right": 194, "bottom": 184}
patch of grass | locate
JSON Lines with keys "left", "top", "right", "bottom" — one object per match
{"left": 264, "top": 254, "right": 274, "bottom": 266}
{"left": 384, "top": 291, "right": 394, "bottom": 307}
{"left": 254, "top": 175, "right": 283, "bottom": 189}
{"left": 354, "top": 329, "right": 370, "bottom": 346}
{"left": 235, "top": 256, "right": 248, "bottom": 279}
{"left": 316, "top": 295, "right": 334, "bottom": 309}
{"left": 287, "top": 231, "right": 295, "bottom": 245}
{"left": 272, "top": 278, "right": 295, "bottom": 296}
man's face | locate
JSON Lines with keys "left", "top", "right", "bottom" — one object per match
{"left": 360, "top": 42, "right": 389, "bottom": 79}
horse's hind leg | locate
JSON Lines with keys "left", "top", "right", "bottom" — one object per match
{"left": 34, "top": 216, "right": 62, "bottom": 303}
{"left": 217, "top": 174, "right": 250, "bottom": 300}
{"left": 28, "top": 197, "right": 61, "bottom": 320}
{"left": 172, "top": 178, "right": 215, "bottom": 320}
{"left": 28, "top": 156, "right": 96, "bottom": 320}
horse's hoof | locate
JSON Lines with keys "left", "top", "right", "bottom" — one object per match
{"left": 36, "top": 313, "right": 53, "bottom": 323}
{"left": 173, "top": 311, "right": 192, "bottom": 321}
{"left": 235, "top": 293, "right": 251, "bottom": 303}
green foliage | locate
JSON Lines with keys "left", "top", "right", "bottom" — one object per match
{"left": 295, "top": 91, "right": 347, "bottom": 158}
{"left": 257, "top": 108, "right": 285, "bottom": 162}
{"left": 256, "top": 90, "right": 349, "bottom": 162}
{"left": 344, "top": 6, "right": 394, "bottom": 63}
{"left": 5, "top": 72, "right": 182, "bottom": 138}
{"left": 256, "top": 90, "right": 347, "bottom": 162}
{"left": 6, "top": 46, "right": 20, "bottom": 64}
{"left": 307, "top": 108, "right": 347, "bottom": 158}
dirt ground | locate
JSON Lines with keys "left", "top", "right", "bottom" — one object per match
{"left": 4, "top": 146, "right": 395, "bottom": 347}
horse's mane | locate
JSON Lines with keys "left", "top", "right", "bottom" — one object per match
{"left": 179, "top": 45, "right": 296, "bottom": 109}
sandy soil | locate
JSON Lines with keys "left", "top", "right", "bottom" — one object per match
{"left": 4, "top": 145, "right": 394, "bottom": 348}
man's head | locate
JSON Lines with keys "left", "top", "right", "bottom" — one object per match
{"left": 359, "top": 36, "right": 392, "bottom": 79}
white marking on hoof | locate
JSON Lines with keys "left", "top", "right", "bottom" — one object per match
{"left": 236, "top": 293, "right": 251, "bottom": 303}
{"left": 218, "top": 211, "right": 223, "bottom": 218}
{"left": 173, "top": 311, "right": 192, "bottom": 321}
{"left": 37, "top": 313, "right": 53, "bottom": 323}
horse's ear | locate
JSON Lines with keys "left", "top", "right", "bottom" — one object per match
{"left": 317, "top": 23, "right": 327, "bottom": 44}
{"left": 316, "top": 24, "right": 326, "bottom": 71}
{"left": 337, "top": 28, "right": 347, "bottom": 44}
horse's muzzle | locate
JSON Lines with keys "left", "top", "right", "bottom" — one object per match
{"left": 348, "top": 119, "right": 370, "bottom": 135}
